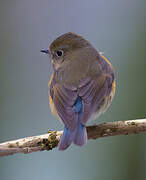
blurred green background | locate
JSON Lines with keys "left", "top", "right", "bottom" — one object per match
{"left": 0, "top": 0, "right": 146, "bottom": 179}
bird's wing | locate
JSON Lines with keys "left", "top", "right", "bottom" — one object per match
{"left": 78, "top": 75, "right": 106, "bottom": 125}
{"left": 78, "top": 55, "right": 115, "bottom": 125}
{"left": 49, "top": 75, "right": 78, "bottom": 130}
{"left": 49, "top": 73, "right": 114, "bottom": 130}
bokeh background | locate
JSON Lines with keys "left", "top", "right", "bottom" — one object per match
{"left": 0, "top": 0, "right": 146, "bottom": 179}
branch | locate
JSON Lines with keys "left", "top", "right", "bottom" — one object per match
{"left": 0, "top": 118, "right": 146, "bottom": 156}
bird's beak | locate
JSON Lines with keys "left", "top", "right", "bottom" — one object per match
{"left": 40, "top": 49, "right": 49, "bottom": 54}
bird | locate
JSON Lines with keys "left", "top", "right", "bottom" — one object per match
{"left": 41, "top": 32, "right": 115, "bottom": 150}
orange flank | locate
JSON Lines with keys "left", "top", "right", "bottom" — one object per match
{"left": 48, "top": 74, "right": 59, "bottom": 118}
{"left": 101, "top": 55, "right": 113, "bottom": 68}
{"left": 49, "top": 94, "right": 59, "bottom": 118}
{"left": 112, "top": 80, "right": 116, "bottom": 94}
{"left": 49, "top": 73, "right": 54, "bottom": 87}
{"left": 101, "top": 55, "right": 115, "bottom": 93}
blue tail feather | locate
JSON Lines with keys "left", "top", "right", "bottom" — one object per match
{"left": 74, "top": 96, "right": 87, "bottom": 146}
{"left": 58, "top": 127, "right": 74, "bottom": 150}
{"left": 58, "top": 96, "right": 87, "bottom": 150}
{"left": 73, "top": 122, "right": 87, "bottom": 146}
{"left": 58, "top": 124, "right": 87, "bottom": 150}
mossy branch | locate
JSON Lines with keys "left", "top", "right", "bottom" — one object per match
{"left": 0, "top": 118, "right": 146, "bottom": 156}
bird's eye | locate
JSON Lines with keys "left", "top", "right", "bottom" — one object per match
{"left": 56, "top": 50, "right": 63, "bottom": 57}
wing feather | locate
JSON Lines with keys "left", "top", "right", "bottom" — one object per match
{"left": 49, "top": 62, "right": 114, "bottom": 129}
{"left": 50, "top": 77, "right": 78, "bottom": 130}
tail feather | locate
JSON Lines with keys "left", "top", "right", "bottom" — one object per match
{"left": 58, "top": 127, "right": 75, "bottom": 150}
{"left": 58, "top": 97, "right": 88, "bottom": 150}
{"left": 73, "top": 96, "right": 87, "bottom": 146}
{"left": 73, "top": 123, "right": 87, "bottom": 146}
{"left": 58, "top": 123, "right": 87, "bottom": 151}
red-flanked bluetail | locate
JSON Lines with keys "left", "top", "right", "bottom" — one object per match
{"left": 41, "top": 32, "right": 115, "bottom": 150}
